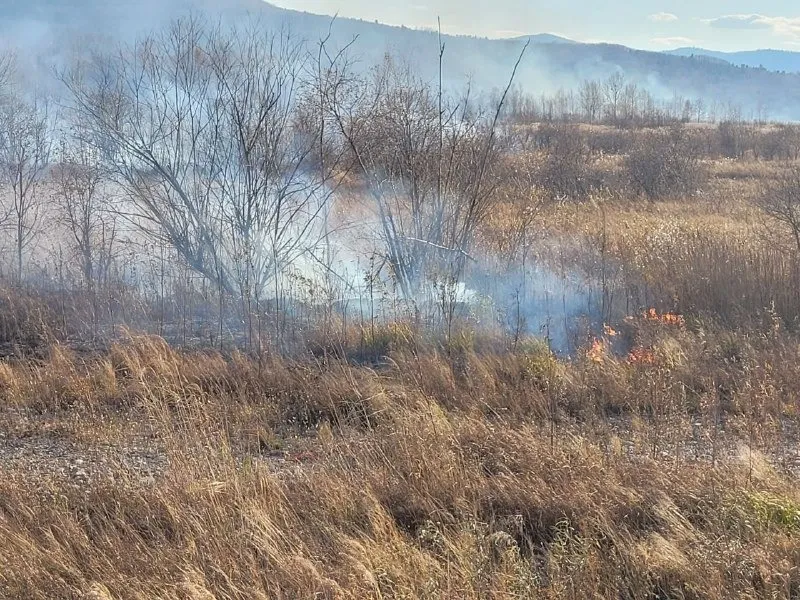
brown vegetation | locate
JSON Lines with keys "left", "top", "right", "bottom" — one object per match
{"left": 2, "top": 15, "right": 800, "bottom": 600}
{"left": 2, "top": 327, "right": 800, "bottom": 598}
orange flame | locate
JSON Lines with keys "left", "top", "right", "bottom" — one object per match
{"left": 587, "top": 338, "right": 606, "bottom": 363}
{"left": 645, "top": 308, "right": 685, "bottom": 327}
{"left": 603, "top": 324, "right": 619, "bottom": 337}
{"left": 627, "top": 346, "right": 656, "bottom": 365}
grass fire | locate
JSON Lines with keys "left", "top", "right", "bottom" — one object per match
{"left": 1, "top": 3, "right": 800, "bottom": 599}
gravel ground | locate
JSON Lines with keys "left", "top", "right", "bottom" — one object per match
{"left": 0, "top": 410, "right": 323, "bottom": 489}
{"left": 1, "top": 409, "right": 798, "bottom": 489}
{"left": 0, "top": 425, "right": 167, "bottom": 487}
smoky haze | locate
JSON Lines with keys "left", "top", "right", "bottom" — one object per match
{"left": 2, "top": 0, "right": 800, "bottom": 120}
{"left": 0, "top": 0, "right": 794, "bottom": 358}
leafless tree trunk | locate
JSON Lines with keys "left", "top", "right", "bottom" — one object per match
{"left": 323, "top": 41, "right": 527, "bottom": 305}
{"left": 0, "top": 92, "right": 51, "bottom": 284}
{"left": 603, "top": 72, "right": 625, "bottom": 124}
{"left": 759, "top": 167, "right": 800, "bottom": 255}
{"left": 64, "top": 17, "right": 340, "bottom": 314}
{"left": 579, "top": 80, "right": 603, "bottom": 123}
{"left": 0, "top": 53, "right": 13, "bottom": 99}
{"left": 52, "top": 136, "right": 115, "bottom": 335}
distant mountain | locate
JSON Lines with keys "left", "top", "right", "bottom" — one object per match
{"left": 667, "top": 48, "right": 800, "bottom": 74}
{"left": 515, "top": 33, "right": 576, "bottom": 45}
{"left": 3, "top": 1, "right": 800, "bottom": 120}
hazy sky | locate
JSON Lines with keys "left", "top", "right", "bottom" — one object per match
{"left": 269, "top": 0, "right": 800, "bottom": 51}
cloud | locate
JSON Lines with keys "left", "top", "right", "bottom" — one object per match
{"left": 648, "top": 12, "right": 679, "bottom": 23}
{"left": 650, "top": 36, "right": 693, "bottom": 47}
{"left": 704, "top": 14, "right": 772, "bottom": 30}
{"left": 703, "top": 14, "right": 800, "bottom": 40}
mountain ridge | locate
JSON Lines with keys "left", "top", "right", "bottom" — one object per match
{"left": 667, "top": 47, "right": 800, "bottom": 74}
{"left": 2, "top": 0, "right": 800, "bottom": 119}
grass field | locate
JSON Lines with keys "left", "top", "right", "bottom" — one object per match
{"left": 2, "top": 294, "right": 800, "bottom": 597}
{"left": 3, "top": 110, "right": 800, "bottom": 597}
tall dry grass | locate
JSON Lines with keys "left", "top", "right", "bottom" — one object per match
{"left": 0, "top": 331, "right": 800, "bottom": 598}
{"left": 3, "top": 136, "right": 800, "bottom": 597}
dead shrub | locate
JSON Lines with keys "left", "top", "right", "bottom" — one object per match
{"left": 625, "top": 126, "right": 707, "bottom": 199}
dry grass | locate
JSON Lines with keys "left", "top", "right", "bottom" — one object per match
{"left": 0, "top": 329, "right": 799, "bottom": 598}
{"left": 4, "top": 128, "right": 800, "bottom": 597}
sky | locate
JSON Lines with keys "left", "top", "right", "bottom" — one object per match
{"left": 268, "top": 0, "right": 800, "bottom": 51}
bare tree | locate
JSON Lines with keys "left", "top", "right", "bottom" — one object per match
{"left": 759, "top": 167, "right": 800, "bottom": 254}
{"left": 603, "top": 72, "right": 625, "bottom": 124}
{"left": 52, "top": 135, "right": 116, "bottom": 333}
{"left": 536, "top": 123, "right": 592, "bottom": 200}
{"left": 694, "top": 97, "right": 707, "bottom": 123}
{"left": 620, "top": 82, "right": 639, "bottom": 124}
{"left": 625, "top": 125, "right": 706, "bottom": 199}
{"left": 579, "top": 79, "right": 603, "bottom": 123}
{"left": 0, "top": 53, "right": 13, "bottom": 99}
{"left": 0, "top": 93, "right": 51, "bottom": 283}
{"left": 325, "top": 42, "right": 526, "bottom": 304}
{"left": 64, "top": 17, "right": 340, "bottom": 341}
